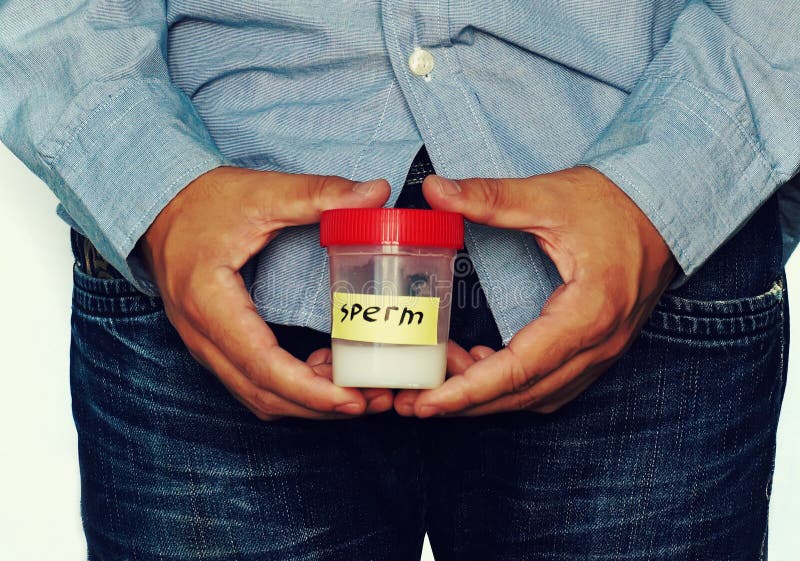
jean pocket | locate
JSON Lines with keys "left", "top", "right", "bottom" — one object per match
{"left": 72, "top": 263, "right": 163, "bottom": 318}
{"left": 642, "top": 276, "right": 784, "bottom": 343}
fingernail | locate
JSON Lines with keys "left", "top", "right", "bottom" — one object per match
{"left": 365, "top": 396, "right": 381, "bottom": 411}
{"left": 352, "top": 179, "right": 382, "bottom": 196}
{"left": 418, "top": 405, "right": 440, "bottom": 418}
{"left": 335, "top": 402, "right": 363, "bottom": 414}
{"left": 434, "top": 176, "right": 461, "bottom": 196}
{"left": 395, "top": 400, "right": 414, "bottom": 416}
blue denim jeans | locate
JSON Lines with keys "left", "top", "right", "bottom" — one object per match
{"left": 70, "top": 153, "right": 788, "bottom": 560}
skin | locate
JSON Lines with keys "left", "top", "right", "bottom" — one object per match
{"left": 393, "top": 166, "right": 678, "bottom": 417}
{"left": 140, "top": 165, "right": 676, "bottom": 421}
{"left": 138, "top": 166, "right": 395, "bottom": 420}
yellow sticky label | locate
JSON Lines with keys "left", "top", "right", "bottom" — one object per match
{"left": 331, "top": 291, "right": 440, "bottom": 346}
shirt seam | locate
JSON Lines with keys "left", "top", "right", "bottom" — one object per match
{"left": 644, "top": 75, "right": 778, "bottom": 174}
{"left": 436, "top": 17, "right": 515, "bottom": 340}
{"left": 349, "top": 81, "right": 395, "bottom": 180}
{"left": 41, "top": 79, "right": 160, "bottom": 166}
{"left": 653, "top": 91, "right": 784, "bottom": 191}
{"left": 441, "top": 45, "right": 503, "bottom": 178}
{"left": 57, "top": 95, "right": 150, "bottom": 177}
{"left": 647, "top": 94, "right": 773, "bottom": 181}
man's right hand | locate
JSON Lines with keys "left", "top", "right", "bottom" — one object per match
{"left": 137, "top": 166, "right": 392, "bottom": 420}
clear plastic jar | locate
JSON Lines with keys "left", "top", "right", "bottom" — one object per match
{"left": 320, "top": 208, "right": 464, "bottom": 388}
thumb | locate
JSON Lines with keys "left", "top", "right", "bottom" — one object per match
{"left": 422, "top": 174, "right": 543, "bottom": 230}
{"left": 264, "top": 173, "right": 391, "bottom": 226}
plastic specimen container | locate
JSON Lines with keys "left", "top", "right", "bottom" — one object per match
{"left": 320, "top": 208, "right": 464, "bottom": 388}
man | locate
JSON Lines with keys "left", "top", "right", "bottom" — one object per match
{"left": 1, "top": 1, "right": 798, "bottom": 559}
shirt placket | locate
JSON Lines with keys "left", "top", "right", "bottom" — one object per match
{"left": 380, "top": 0, "right": 562, "bottom": 344}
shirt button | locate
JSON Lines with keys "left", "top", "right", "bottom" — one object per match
{"left": 408, "top": 47, "right": 435, "bottom": 77}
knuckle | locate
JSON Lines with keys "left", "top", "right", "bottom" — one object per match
{"left": 240, "top": 181, "right": 271, "bottom": 221}
{"left": 478, "top": 177, "right": 505, "bottom": 216}
{"left": 583, "top": 291, "right": 620, "bottom": 342}
{"left": 240, "top": 194, "right": 264, "bottom": 226}
{"left": 508, "top": 368, "right": 531, "bottom": 394}
{"left": 504, "top": 348, "right": 534, "bottom": 393}
{"left": 308, "top": 175, "right": 340, "bottom": 202}
{"left": 596, "top": 302, "right": 619, "bottom": 332}
{"left": 457, "top": 383, "right": 478, "bottom": 410}
{"left": 195, "top": 167, "right": 230, "bottom": 198}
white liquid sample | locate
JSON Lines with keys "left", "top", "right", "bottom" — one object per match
{"left": 331, "top": 339, "right": 447, "bottom": 388}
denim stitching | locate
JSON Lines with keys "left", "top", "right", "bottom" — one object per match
{"left": 760, "top": 283, "right": 787, "bottom": 560}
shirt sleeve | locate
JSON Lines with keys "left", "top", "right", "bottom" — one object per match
{"left": 0, "top": 1, "right": 227, "bottom": 295}
{"left": 580, "top": 0, "right": 800, "bottom": 283}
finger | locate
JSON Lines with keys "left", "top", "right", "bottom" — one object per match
{"left": 305, "top": 346, "right": 393, "bottom": 413}
{"left": 189, "top": 268, "right": 369, "bottom": 415}
{"left": 179, "top": 321, "right": 353, "bottom": 420}
{"left": 506, "top": 334, "right": 628, "bottom": 415}
{"left": 393, "top": 388, "right": 421, "bottom": 416}
{"left": 525, "top": 370, "right": 604, "bottom": 415}
{"left": 412, "top": 281, "right": 617, "bottom": 416}
{"left": 306, "top": 348, "right": 333, "bottom": 381}
{"left": 454, "top": 349, "right": 611, "bottom": 416}
{"left": 258, "top": 174, "right": 391, "bottom": 226}
{"left": 306, "top": 347, "right": 332, "bottom": 367}
{"left": 312, "top": 365, "right": 392, "bottom": 414}
{"left": 469, "top": 345, "right": 495, "bottom": 361}
{"left": 422, "top": 174, "right": 561, "bottom": 230}
{"left": 393, "top": 339, "right": 472, "bottom": 416}
{"left": 446, "top": 339, "right": 476, "bottom": 376}
{"left": 309, "top": 362, "right": 333, "bottom": 379}
{"left": 363, "top": 388, "right": 395, "bottom": 414}
{"left": 455, "top": 320, "right": 635, "bottom": 417}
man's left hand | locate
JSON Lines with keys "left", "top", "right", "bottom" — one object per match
{"left": 394, "top": 167, "right": 677, "bottom": 417}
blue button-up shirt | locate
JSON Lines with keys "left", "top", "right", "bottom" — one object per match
{"left": 2, "top": 1, "right": 799, "bottom": 343}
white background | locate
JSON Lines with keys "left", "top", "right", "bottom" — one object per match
{"left": 1, "top": 142, "right": 798, "bottom": 559}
